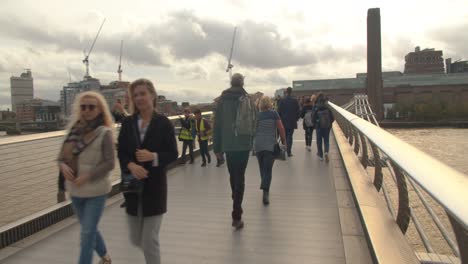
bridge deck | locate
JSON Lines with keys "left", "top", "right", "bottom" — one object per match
{"left": 2, "top": 135, "right": 347, "bottom": 263}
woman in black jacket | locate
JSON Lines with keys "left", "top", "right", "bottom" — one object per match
{"left": 300, "top": 95, "right": 317, "bottom": 152}
{"left": 117, "top": 78, "right": 178, "bottom": 264}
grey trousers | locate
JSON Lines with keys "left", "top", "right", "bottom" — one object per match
{"left": 127, "top": 214, "right": 163, "bottom": 264}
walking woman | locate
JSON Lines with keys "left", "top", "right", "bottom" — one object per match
{"left": 313, "top": 93, "right": 334, "bottom": 162}
{"left": 300, "top": 94, "right": 317, "bottom": 152}
{"left": 58, "top": 91, "right": 115, "bottom": 264}
{"left": 254, "top": 96, "right": 286, "bottom": 205}
{"left": 117, "top": 78, "right": 178, "bottom": 264}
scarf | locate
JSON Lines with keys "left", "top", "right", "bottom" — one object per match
{"left": 59, "top": 114, "right": 105, "bottom": 176}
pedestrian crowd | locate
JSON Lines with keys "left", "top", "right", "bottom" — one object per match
{"left": 58, "top": 74, "right": 334, "bottom": 264}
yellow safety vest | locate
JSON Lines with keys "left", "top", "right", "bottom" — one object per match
{"left": 179, "top": 118, "right": 193, "bottom": 141}
{"left": 196, "top": 119, "right": 211, "bottom": 141}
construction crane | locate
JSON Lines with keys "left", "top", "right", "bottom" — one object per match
{"left": 82, "top": 18, "right": 106, "bottom": 79}
{"left": 117, "top": 40, "right": 123, "bottom": 81}
{"left": 226, "top": 27, "right": 237, "bottom": 78}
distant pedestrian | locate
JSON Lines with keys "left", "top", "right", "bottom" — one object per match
{"left": 254, "top": 96, "right": 286, "bottom": 205}
{"left": 213, "top": 73, "right": 255, "bottom": 229}
{"left": 58, "top": 91, "right": 115, "bottom": 264}
{"left": 179, "top": 108, "right": 195, "bottom": 164}
{"left": 300, "top": 95, "right": 317, "bottom": 152}
{"left": 277, "top": 87, "right": 300, "bottom": 157}
{"left": 312, "top": 93, "right": 334, "bottom": 162}
{"left": 194, "top": 108, "right": 212, "bottom": 167}
{"left": 117, "top": 78, "right": 178, "bottom": 264}
{"left": 210, "top": 107, "right": 225, "bottom": 167}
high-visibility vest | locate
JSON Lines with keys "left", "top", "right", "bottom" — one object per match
{"left": 196, "top": 118, "right": 210, "bottom": 141}
{"left": 179, "top": 118, "right": 193, "bottom": 140}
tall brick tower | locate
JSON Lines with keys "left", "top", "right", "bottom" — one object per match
{"left": 366, "top": 8, "right": 384, "bottom": 121}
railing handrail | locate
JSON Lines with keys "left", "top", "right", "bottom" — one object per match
{"left": 329, "top": 101, "right": 468, "bottom": 230}
{"left": 0, "top": 111, "right": 214, "bottom": 147}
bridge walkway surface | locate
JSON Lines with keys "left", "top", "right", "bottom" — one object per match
{"left": 1, "top": 132, "right": 370, "bottom": 263}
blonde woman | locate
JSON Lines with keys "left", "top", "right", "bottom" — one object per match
{"left": 254, "top": 96, "right": 286, "bottom": 205}
{"left": 117, "top": 78, "right": 178, "bottom": 263}
{"left": 58, "top": 91, "right": 115, "bottom": 264}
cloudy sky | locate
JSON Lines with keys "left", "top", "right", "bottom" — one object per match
{"left": 0, "top": 0, "right": 467, "bottom": 110}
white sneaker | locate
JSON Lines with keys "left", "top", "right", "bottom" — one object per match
{"left": 319, "top": 156, "right": 324, "bottom": 161}
{"left": 307, "top": 146, "right": 311, "bottom": 152}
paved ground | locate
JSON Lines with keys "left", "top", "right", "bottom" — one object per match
{"left": 1, "top": 135, "right": 346, "bottom": 263}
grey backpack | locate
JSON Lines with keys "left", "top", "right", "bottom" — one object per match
{"left": 304, "top": 110, "right": 314, "bottom": 127}
{"left": 235, "top": 94, "right": 256, "bottom": 136}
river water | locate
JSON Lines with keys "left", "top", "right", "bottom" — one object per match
{"left": 382, "top": 128, "right": 468, "bottom": 257}
{"left": 387, "top": 128, "right": 468, "bottom": 175}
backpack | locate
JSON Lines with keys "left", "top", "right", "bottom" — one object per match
{"left": 317, "top": 109, "right": 332, "bottom": 128}
{"left": 304, "top": 110, "right": 314, "bottom": 127}
{"left": 235, "top": 94, "right": 256, "bottom": 136}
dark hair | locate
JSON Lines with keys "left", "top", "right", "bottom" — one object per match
{"left": 286, "top": 87, "right": 292, "bottom": 95}
{"left": 316, "top": 92, "right": 328, "bottom": 106}
{"left": 231, "top": 73, "right": 244, "bottom": 87}
{"left": 193, "top": 109, "right": 201, "bottom": 115}
{"left": 183, "top": 108, "right": 191, "bottom": 113}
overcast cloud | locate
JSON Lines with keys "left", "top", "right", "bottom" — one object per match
{"left": 0, "top": 0, "right": 467, "bottom": 109}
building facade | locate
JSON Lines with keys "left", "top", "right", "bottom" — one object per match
{"left": 446, "top": 58, "right": 468, "bottom": 73}
{"left": 100, "top": 81, "right": 130, "bottom": 110}
{"left": 290, "top": 72, "right": 468, "bottom": 114}
{"left": 10, "top": 70, "right": 34, "bottom": 113}
{"left": 404, "top": 47, "right": 445, "bottom": 74}
{"left": 60, "top": 77, "right": 101, "bottom": 117}
{"left": 15, "top": 99, "right": 60, "bottom": 122}
{"left": 0, "top": 110, "right": 16, "bottom": 121}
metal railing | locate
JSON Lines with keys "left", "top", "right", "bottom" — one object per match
{"left": 0, "top": 111, "right": 213, "bottom": 249}
{"left": 329, "top": 100, "right": 468, "bottom": 264}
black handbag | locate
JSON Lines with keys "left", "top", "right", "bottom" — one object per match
{"left": 121, "top": 117, "right": 144, "bottom": 193}
{"left": 273, "top": 130, "right": 286, "bottom": 160}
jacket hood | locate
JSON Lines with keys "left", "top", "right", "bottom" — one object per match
{"left": 221, "top": 86, "right": 247, "bottom": 99}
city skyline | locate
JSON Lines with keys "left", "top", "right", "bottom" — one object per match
{"left": 0, "top": 0, "right": 468, "bottom": 110}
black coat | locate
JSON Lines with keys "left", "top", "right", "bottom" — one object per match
{"left": 278, "top": 96, "right": 300, "bottom": 129}
{"left": 117, "top": 112, "right": 178, "bottom": 216}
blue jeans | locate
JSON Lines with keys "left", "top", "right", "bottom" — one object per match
{"left": 199, "top": 140, "right": 211, "bottom": 163}
{"left": 71, "top": 195, "right": 108, "bottom": 264}
{"left": 285, "top": 128, "right": 295, "bottom": 155}
{"left": 256, "top": 150, "right": 275, "bottom": 192}
{"left": 316, "top": 128, "right": 331, "bottom": 158}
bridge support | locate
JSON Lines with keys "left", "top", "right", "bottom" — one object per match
{"left": 367, "top": 8, "right": 384, "bottom": 121}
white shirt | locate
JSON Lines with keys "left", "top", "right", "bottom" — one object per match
{"left": 138, "top": 117, "right": 159, "bottom": 167}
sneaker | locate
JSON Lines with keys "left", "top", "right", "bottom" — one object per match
{"left": 318, "top": 156, "right": 324, "bottom": 161}
{"left": 189, "top": 160, "right": 194, "bottom": 164}
{"left": 287, "top": 153, "right": 293, "bottom": 157}
{"left": 201, "top": 162, "right": 206, "bottom": 167}
{"left": 262, "top": 191, "right": 270, "bottom": 205}
{"left": 99, "top": 255, "right": 112, "bottom": 264}
{"left": 307, "top": 146, "right": 311, "bottom": 152}
{"left": 325, "top": 152, "right": 329, "bottom": 163}
{"left": 232, "top": 219, "right": 244, "bottom": 229}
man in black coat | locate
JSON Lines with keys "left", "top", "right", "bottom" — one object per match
{"left": 277, "top": 87, "right": 300, "bottom": 157}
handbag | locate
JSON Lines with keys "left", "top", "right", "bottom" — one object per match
{"left": 273, "top": 128, "right": 286, "bottom": 160}
{"left": 121, "top": 117, "right": 144, "bottom": 193}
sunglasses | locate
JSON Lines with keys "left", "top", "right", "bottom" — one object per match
{"left": 80, "top": 104, "right": 97, "bottom": 111}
